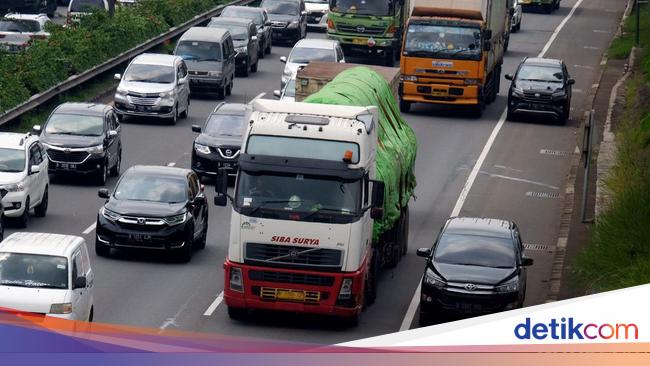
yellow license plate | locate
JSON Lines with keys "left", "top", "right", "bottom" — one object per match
{"left": 352, "top": 38, "right": 367, "bottom": 45}
{"left": 432, "top": 91, "right": 448, "bottom": 97}
{"left": 276, "top": 289, "right": 306, "bottom": 301}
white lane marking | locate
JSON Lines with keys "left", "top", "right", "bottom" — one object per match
{"left": 167, "top": 162, "right": 176, "bottom": 167}
{"left": 583, "top": 46, "right": 602, "bottom": 50}
{"left": 479, "top": 171, "right": 560, "bottom": 190}
{"left": 159, "top": 293, "right": 196, "bottom": 332}
{"left": 573, "top": 64, "right": 593, "bottom": 70}
{"left": 82, "top": 222, "right": 96, "bottom": 235}
{"left": 203, "top": 291, "right": 224, "bottom": 316}
{"left": 538, "top": 0, "right": 584, "bottom": 58}
{"left": 592, "top": 83, "right": 600, "bottom": 89}
{"left": 494, "top": 164, "right": 523, "bottom": 173}
{"left": 249, "top": 92, "right": 266, "bottom": 103}
{"left": 400, "top": 0, "right": 585, "bottom": 332}
{"left": 593, "top": 29, "right": 611, "bottom": 33}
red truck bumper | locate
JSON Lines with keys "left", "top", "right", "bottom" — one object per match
{"left": 223, "top": 259, "right": 366, "bottom": 318}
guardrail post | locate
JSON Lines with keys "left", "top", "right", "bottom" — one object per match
{"left": 581, "top": 109, "right": 595, "bottom": 223}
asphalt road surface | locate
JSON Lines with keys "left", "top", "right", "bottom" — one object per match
{"left": 4, "top": 0, "right": 627, "bottom": 345}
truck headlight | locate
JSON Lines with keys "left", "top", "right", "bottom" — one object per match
{"left": 495, "top": 277, "right": 520, "bottom": 293}
{"left": 424, "top": 268, "right": 446, "bottom": 289}
{"left": 400, "top": 75, "right": 418, "bottom": 82}
{"left": 338, "top": 278, "right": 353, "bottom": 300}
{"left": 1, "top": 183, "right": 25, "bottom": 192}
{"left": 164, "top": 212, "right": 188, "bottom": 226}
{"left": 86, "top": 144, "right": 103, "bottom": 155}
{"left": 194, "top": 143, "right": 211, "bottom": 155}
{"left": 101, "top": 206, "right": 120, "bottom": 222}
{"left": 50, "top": 302, "right": 72, "bottom": 314}
{"left": 465, "top": 78, "right": 480, "bottom": 85}
{"left": 229, "top": 267, "right": 243, "bottom": 292}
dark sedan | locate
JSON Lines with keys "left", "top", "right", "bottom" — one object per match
{"left": 417, "top": 217, "right": 533, "bottom": 326}
{"left": 221, "top": 5, "right": 273, "bottom": 58}
{"left": 95, "top": 166, "right": 208, "bottom": 262}
{"left": 207, "top": 16, "right": 260, "bottom": 77}
{"left": 191, "top": 102, "right": 249, "bottom": 178}
{"left": 506, "top": 57, "right": 574, "bottom": 123}
{"left": 36, "top": 103, "right": 122, "bottom": 185}
{"left": 261, "top": 0, "right": 307, "bottom": 44}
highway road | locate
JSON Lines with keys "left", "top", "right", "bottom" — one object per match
{"left": 3, "top": 0, "right": 627, "bottom": 344}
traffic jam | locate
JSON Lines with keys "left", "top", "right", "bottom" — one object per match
{"left": 0, "top": 0, "right": 589, "bottom": 332}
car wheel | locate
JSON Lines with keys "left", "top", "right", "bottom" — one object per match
{"left": 251, "top": 59, "right": 258, "bottom": 73}
{"left": 179, "top": 98, "right": 189, "bottom": 119}
{"left": 34, "top": 186, "right": 48, "bottom": 217}
{"left": 242, "top": 61, "right": 250, "bottom": 77}
{"left": 419, "top": 309, "right": 435, "bottom": 327}
{"left": 195, "top": 220, "right": 208, "bottom": 250}
{"left": 227, "top": 306, "right": 247, "bottom": 320}
{"left": 226, "top": 79, "right": 233, "bottom": 96}
{"left": 217, "top": 83, "right": 226, "bottom": 100}
{"left": 95, "top": 239, "right": 110, "bottom": 257}
{"left": 506, "top": 106, "right": 515, "bottom": 121}
{"left": 168, "top": 105, "right": 178, "bottom": 125}
{"left": 110, "top": 150, "right": 121, "bottom": 177}
{"left": 554, "top": 1, "right": 560, "bottom": 10}
{"left": 265, "top": 38, "right": 272, "bottom": 55}
{"left": 88, "top": 306, "right": 94, "bottom": 322}
{"left": 96, "top": 161, "right": 108, "bottom": 186}
{"left": 0, "top": 216, "right": 5, "bottom": 242}
{"left": 399, "top": 99, "right": 411, "bottom": 113}
{"left": 258, "top": 47, "right": 265, "bottom": 59}
{"left": 18, "top": 197, "right": 29, "bottom": 228}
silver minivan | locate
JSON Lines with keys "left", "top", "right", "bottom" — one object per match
{"left": 113, "top": 54, "right": 191, "bottom": 125}
{"left": 174, "top": 27, "right": 236, "bottom": 100}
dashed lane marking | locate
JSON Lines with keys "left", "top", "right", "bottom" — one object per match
{"left": 203, "top": 291, "right": 224, "bottom": 316}
{"left": 82, "top": 223, "right": 96, "bottom": 235}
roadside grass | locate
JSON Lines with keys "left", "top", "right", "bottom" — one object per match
{"left": 608, "top": 4, "right": 649, "bottom": 59}
{"left": 576, "top": 47, "right": 650, "bottom": 292}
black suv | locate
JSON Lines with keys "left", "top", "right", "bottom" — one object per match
{"left": 36, "top": 103, "right": 122, "bottom": 185}
{"left": 506, "top": 57, "right": 574, "bottom": 123}
{"left": 191, "top": 103, "right": 249, "bottom": 178}
{"left": 221, "top": 5, "right": 273, "bottom": 58}
{"left": 416, "top": 217, "right": 534, "bottom": 325}
{"left": 208, "top": 16, "right": 260, "bottom": 77}
{"left": 96, "top": 166, "right": 209, "bottom": 262}
{"left": 261, "top": 0, "right": 307, "bottom": 44}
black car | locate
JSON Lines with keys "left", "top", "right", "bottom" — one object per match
{"left": 220, "top": 5, "right": 273, "bottom": 58}
{"left": 416, "top": 217, "right": 534, "bottom": 326}
{"left": 506, "top": 57, "right": 575, "bottom": 123}
{"left": 0, "top": 189, "right": 6, "bottom": 241}
{"left": 36, "top": 103, "right": 122, "bottom": 185}
{"left": 191, "top": 102, "right": 249, "bottom": 178}
{"left": 261, "top": 0, "right": 307, "bottom": 44}
{"left": 95, "top": 166, "right": 208, "bottom": 262}
{"left": 208, "top": 16, "right": 260, "bottom": 77}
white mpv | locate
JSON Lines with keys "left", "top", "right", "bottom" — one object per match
{"left": 0, "top": 232, "right": 95, "bottom": 322}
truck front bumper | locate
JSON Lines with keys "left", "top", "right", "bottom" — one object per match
{"left": 223, "top": 259, "right": 365, "bottom": 318}
{"left": 328, "top": 33, "right": 396, "bottom": 53}
{"left": 400, "top": 80, "right": 481, "bottom": 106}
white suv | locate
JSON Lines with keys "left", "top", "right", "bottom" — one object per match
{"left": 0, "top": 132, "right": 49, "bottom": 227}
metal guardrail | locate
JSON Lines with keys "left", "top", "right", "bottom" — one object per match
{"left": 0, "top": 0, "right": 255, "bottom": 126}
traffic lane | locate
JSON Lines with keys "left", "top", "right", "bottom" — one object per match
{"left": 53, "top": 6, "right": 67, "bottom": 25}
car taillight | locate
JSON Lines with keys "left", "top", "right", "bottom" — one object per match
{"left": 327, "top": 19, "right": 334, "bottom": 30}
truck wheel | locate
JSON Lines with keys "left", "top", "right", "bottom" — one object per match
{"left": 399, "top": 99, "right": 411, "bottom": 113}
{"left": 554, "top": 0, "right": 560, "bottom": 9}
{"left": 364, "top": 248, "right": 379, "bottom": 307}
{"left": 228, "top": 306, "right": 247, "bottom": 320}
{"left": 543, "top": 4, "right": 553, "bottom": 13}
{"left": 216, "top": 83, "right": 226, "bottom": 100}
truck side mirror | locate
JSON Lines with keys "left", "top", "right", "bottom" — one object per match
{"left": 416, "top": 248, "right": 432, "bottom": 258}
{"left": 505, "top": 74, "right": 513, "bottom": 81}
{"left": 98, "top": 188, "right": 110, "bottom": 199}
{"left": 32, "top": 125, "right": 42, "bottom": 135}
{"left": 371, "top": 180, "right": 384, "bottom": 208}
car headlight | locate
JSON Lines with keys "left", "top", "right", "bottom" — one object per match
{"left": 164, "top": 212, "right": 188, "bottom": 226}
{"left": 235, "top": 46, "right": 247, "bottom": 53}
{"left": 101, "top": 206, "right": 120, "bottom": 222}
{"left": 50, "top": 302, "right": 72, "bottom": 314}
{"left": 552, "top": 90, "right": 567, "bottom": 99}
{"left": 400, "top": 75, "right": 418, "bottom": 82}
{"left": 194, "top": 143, "right": 211, "bottom": 155}
{"left": 159, "top": 90, "right": 175, "bottom": 98}
{"left": 207, "top": 71, "right": 222, "bottom": 78}
{"left": 424, "top": 268, "right": 446, "bottom": 289}
{"left": 115, "top": 86, "right": 128, "bottom": 97}
{"left": 495, "top": 277, "right": 520, "bottom": 293}
{"left": 288, "top": 20, "right": 299, "bottom": 28}
{"left": 86, "top": 144, "right": 103, "bottom": 155}
{"left": 511, "top": 87, "right": 524, "bottom": 97}
{"left": 1, "top": 183, "right": 25, "bottom": 192}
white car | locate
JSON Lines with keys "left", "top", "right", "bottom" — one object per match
{"left": 512, "top": 0, "right": 523, "bottom": 33}
{"left": 0, "top": 13, "right": 52, "bottom": 53}
{"left": 0, "top": 132, "right": 49, "bottom": 228}
{"left": 280, "top": 38, "right": 344, "bottom": 89}
{"left": 67, "top": 0, "right": 109, "bottom": 25}
{"left": 273, "top": 77, "right": 296, "bottom": 102}
{"left": 305, "top": 0, "right": 328, "bottom": 30}
{"left": 0, "top": 232, "right": 95, "bottom": 322}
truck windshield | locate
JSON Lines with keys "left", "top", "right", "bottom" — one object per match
{"left": 236, "top": 171, "right": 361, "bottom": 222}
{"left": 404, "top": 24, "right": 481, "bottom": 61}
{"left": 247, "top": 135, "right": 360, "bottom": 163}
{"left": 330, "top": 0, "right": 392, "bottom": 16}
{"left": 0, "top": 253, "right": 69, "bottom": 290}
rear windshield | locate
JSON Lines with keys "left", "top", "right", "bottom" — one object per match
{"left": 0, "top": 20, "right": 40, "bottom": 32}
{"left": 71, "top": 0, "right": 106, "bottom": 12}
{"left": 221, "top": 7, "right": 264, "bottom": 25}
{"left": 0, "top": 253, "right": 68, "bottom": 290}
{"left": 208, "top": 22, "right": 249, "bottom": 40}
{"left": 175, "top": 40, "right": 223, "bottom": 62}
{"left": 434, "top": 234, "right": 516, "bottom": 268}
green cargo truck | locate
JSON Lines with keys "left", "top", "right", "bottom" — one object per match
{"left": 326, "top": 0, "right": 410, "bottom": 66}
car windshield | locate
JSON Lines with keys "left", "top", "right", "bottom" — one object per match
{"left": 71, "top": 0, "right": 105, "bottom": 12}
{"left": 0, "top": 19, "right": 41, "bottom": 32}
{"left": 517, "top": 65, "right": 564, "bottom": 82}
{"left": 0, "top": 253, "right": 68, "bottom": 289}
{"left": 208, "top": 23, "right": 248, "bottom": 41}
{"left": 114, "top": 173, "right": 188, "bottom": 203}
{"left": 262, "top": 0, "right": 299, "bottom": 15}
{"left": 289, "top": 47, "right": 335, "bottom": 63}
{"left": 283, "top": 78, "right": 296, "bottom": 98}
{"left": 124, "top": 64, "right": 175, "bottom": 83}
{"left": 434, "top": 234, "right": 517, "bottom": 268}
{"left": 44, "top": 113, "right": 104, "bottom": 136}
{"left": 0, "top": 148, "right": 25, "bottom": 173}
{"left": 404, "top": 24, "right": 481, "bottom": 60}
{"left": 175, "top": 40, "right": 223, "bottom": 61}
{"left": 221, "top": 8, "right": 263, "bottom": 25}
{"left": 205, "top": 114, "right": 245, "bottom": 137}
{"left": 236, "top": 171, "right": 361, "bottom": 217}
{"left": 330, "top": 0, "right": 391, "bottom": 16}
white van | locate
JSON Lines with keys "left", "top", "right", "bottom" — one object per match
{"left": 0, "top": 232, "right": 95, "bottom": 321}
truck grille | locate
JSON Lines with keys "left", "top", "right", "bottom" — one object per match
{"left": 216, "top": 146, "right": 240, "bottom": 159}
{"left": 249, "top": 270, "right": 335, "bottom": 286}
{"left": 245, "top": 243, "right": 342, "bottom": 271}
{"left": 46, "top": 149, "right": 89, "bottom": 163}
{"left": 336, "top": 24, "right": 385, "bottom": 36}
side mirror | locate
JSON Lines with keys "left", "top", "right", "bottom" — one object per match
{"left": 214, "top": 195, "right": 227, "bottom": 207}
{"left": 216, "top": 168, "right": 229, "bottom": 195}
{"left": 370, "top": 207, "right": 383, "bottom": 220}
{"left": 29, "top": 165, "right": 41, "bottom": 175}
{"left": 567, "top": 78, "right": 575, "bottom": 85}
{"left": 371, "top": 180, "right": 385, "bottom": 208}
{"left": 273, "top": 90, "right": 281, "bottom": 98}
{"left": 108, "top": 130, "right": 118, "bottom": 137}
{"left": 192, "top": 195, "right": 206, "bottom": 205}
{"left": 73, "top": 276, "right": 87, "bottom": 289}
{"left": 251, "top": 35, "right": 258, "bottom": 41}
{"left": 98, "top": 188, "right": 110, "bottom": 199}
{"left": 301, "top": 11, "right": 307, "bottom": 16}
{"left": 416, "top": 248, "right": 432, "bottom": 258}
{"left": 32, "top": 125, "right": 42, "bottom": 135}
{"left": 522, "top": 257, "right": 534, "bottom": 267}
{"left": 483, "top": 29, "right": 493, "bottom": 41}
{"left": 280, "top": 56, "right": 287, "bottom": 63}
{"left": 505, "top": 74, "right": 513, "bottom": 81}
{"left": 114, "top": 73, "right": 121, "bottom": 80}
{"left": 509, "top": 7, "right": 515, "bottom": 16}
{"left": 191, "top": 125, "right": 202, "bottom": 133}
